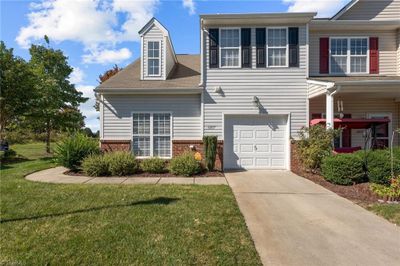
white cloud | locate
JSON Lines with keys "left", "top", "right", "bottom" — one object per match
{"left": 182, "top": 0, "right": 195, "bottom": 15}
{"left": 69, "top": 67, "right": 85, "bottom": 84}
{"left": 82, "top": 47, "right": 132, "bottom": 64}
{"left": 16, "top": 0, "right": 158, "bottom": 64}
{"left": 76, "top": 85, "right": 99, "bottom": 131}
{"left": 283, "top": 0, "right": 349, "bottom": 17}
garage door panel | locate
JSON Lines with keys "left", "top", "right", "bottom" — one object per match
{"left": 271, "top": 144, "right": 285, "bottom": 152}
{"left": 255, "top": 144, "right": 269, "bottom": 153}
{"left": 224, "top": 115, "right": 288, "bottom": 170}
{"left": 240, "top": 144, "right": 254, "bottom": 153}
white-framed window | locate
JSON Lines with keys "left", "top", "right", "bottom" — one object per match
{"left": 219, "top": 28, "right": 241, "bottom": 68}
{"left": 330, "top": 37, "right": 369, "bottom": 74}
{"left": 132, "top": 113, "right": 171, "bottom": 158}
{"left": 267, "top": 28, "right": 288, "bottom": 67}
{"left": 147, "top": 41, "right": 160, "bottom": 76}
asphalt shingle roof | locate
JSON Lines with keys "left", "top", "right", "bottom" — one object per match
{"left": 97, "top": 54, "right": 200, "bottom": 89}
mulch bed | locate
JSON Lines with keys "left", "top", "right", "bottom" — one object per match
{"left": 65, "top": 170, "right": 225, "bottom": 178}
{"left": 291, "top": 162, "right": 379, "bottom": 205}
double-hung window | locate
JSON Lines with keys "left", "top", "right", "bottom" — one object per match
{"left": 330, "top": 38, "right": 348, "bottom": 74}
{"left": 220, "top": 29, "right": 240, "bottom": 68}
{"left": 148, "top": 41, "right": 160, "bottom": 76}
{"left": 267, "top": 28, "right": 288, "bottom": 67}
{"left": 330, "top": 37, "right": 368, "bottom": 74}
{"left": 132, "top": 113, "right": 171, "bottom": 158}
{"left": 350, "top": 38, "right": 368, "bottom": 73}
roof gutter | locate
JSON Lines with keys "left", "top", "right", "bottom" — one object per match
{"left": 94, "top": 87, "right": 203, "bottom": 95}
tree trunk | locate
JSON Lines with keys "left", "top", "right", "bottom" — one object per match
{"left": 46, "top": 119, "right": 51, "bottom": 153}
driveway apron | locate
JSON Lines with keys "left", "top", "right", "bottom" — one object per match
{"left": 226, "top": 170, "right": 400, "bottom": 266}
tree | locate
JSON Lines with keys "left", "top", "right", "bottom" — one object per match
{"left": 94, "top": 65, "right": 123, "bottom": 111}
{"left": 28, "top": 38, "right": 87, "bottom": 153}
{"left": 0, "top": 41, "right": 36, "bottom": 138}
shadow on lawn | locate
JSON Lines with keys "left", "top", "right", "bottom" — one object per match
{"left": 0, "top": 197, "right": 180, "bottom": 224}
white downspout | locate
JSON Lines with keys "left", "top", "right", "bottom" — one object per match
{"left": 325, "top": 84, "right": 339, "bottom": 129}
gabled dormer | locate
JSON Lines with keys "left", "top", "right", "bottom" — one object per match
{"left": 139, "top": 18, "right": 177, "bottom": 80}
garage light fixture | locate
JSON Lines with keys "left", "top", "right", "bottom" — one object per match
{"left": 253, "top": 96, "right": 261, "bottom": 108}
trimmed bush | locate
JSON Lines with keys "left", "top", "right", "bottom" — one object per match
{"left": 169, "top": 151, "right": 201, "bottom": 177}
{"left": 297, "top": 125, "right": 341, "bottom": 170}
{"left": 140, "top": 157, "right": 166, "bottom": 173}
{"left": 203, "top": 135, "right": 218, "bottom": 171}
{"left": 54, "top": 132, "right": 100, "bottom": 170}
{"left": 321, "top": 153, "right": 365, "bottom": 185}
{"left": 105, "top": 152, "right": 139, "bottom": 176}
{"left": 82, "top": 154, "right": 109, "bottom": 177}
{"left": 364, "top": 149, "right": 400, "bottom": 185}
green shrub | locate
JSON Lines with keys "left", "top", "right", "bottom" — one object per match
{"left": 321, "top": 153, "right": 365, "bottom": 185}
{"left": 105, "top": 152, "right": 139, "bottom": 176}
{"left": 54, "top": 132, "right": 100, "bottom": 170}
{"left": 297, "top": 125, "right": 341, "bottom": 170}
{"left": 203, "top": 135, "right": 218, "bottom": 171}
{"left": 82, "top": 154, "right": 110, "bottom": 177}
{"left": 0, "top": 149, "right": 17, "bottom": 162}
{"left": 364, "top": 149, "right": 400, "bottom": 185}
{"left": 140, "top": 157, "right": 166, "bottom": 173}
{"left": 169, "top": 151, "right": 201, "bottom": 177}
{"left": 370, "top": 176, "right": 400, "bottom": 201}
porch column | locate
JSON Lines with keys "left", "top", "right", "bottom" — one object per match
{"left": 326, "top": 93, "right": 334, "bottom": 129}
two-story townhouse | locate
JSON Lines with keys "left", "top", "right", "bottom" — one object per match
{"left": 95, "top": 0, "right": 400, "bottom": 171}
{"left": 307, "top": 0, "right": 400, "bottom": 152}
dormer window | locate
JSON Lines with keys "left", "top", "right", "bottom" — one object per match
{"left": 148, "top": 41, "right": 160, "bottom": 76}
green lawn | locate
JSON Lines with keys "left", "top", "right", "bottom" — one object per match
{"left": 0, "top": 143, "right": 261, "bottom": 265}
{"left": 367, "top": 204, "right": 400, "bottom": 225}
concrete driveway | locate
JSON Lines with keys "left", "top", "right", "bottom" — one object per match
{"left": 226, "top": 170, "right": 400, "bottom": 266}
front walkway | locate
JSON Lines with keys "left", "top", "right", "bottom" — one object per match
{"left": 26, "top": 167, "right": 227, "bottom": 185}
{"left": 226, "top": 170, "right": 400, "bottom": 266}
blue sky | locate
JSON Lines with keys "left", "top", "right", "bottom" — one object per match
{"left": 0, "top": 0, "right": 349, "bottom": 131}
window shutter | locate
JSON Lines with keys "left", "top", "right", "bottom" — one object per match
{"left": 369, "top": 37, "right": 379, "bottom": 74}
{"left": 319, "top": 38, "right": 329, "bottom": 74}
{"left": 256, "top": 28, "right": 266, "bottom": 68}
{"left": 209, "top": 28, "right": 219, "bottom": 68}
{"left": 288, "top": 27, "right": 299, "bottom": 67}
{"left": 241, "top": 28, "right": 251, "bottom": 68}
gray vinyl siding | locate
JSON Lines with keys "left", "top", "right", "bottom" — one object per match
{"left": 203, "top": 25, "right": 308, "bottom": 140}
{"left": 102, "top": 94, "right": 201, "bottom": 140}
{"left": 398, "top": 29, "right": 400, "bottom": 75}
{"left": 143, "top": 25, "right": 164, "bottom": 79}
{"left": 165, "top": 38, "right": 175, "bottom": 78}
{"left": 309, "top": 30, "right": 398, "bottom": 76}
{"left": 338, "top": 0, "right": 400, "bottom": 21}
{"left": 309, "top": 94, "right": 400, "bottom": 146}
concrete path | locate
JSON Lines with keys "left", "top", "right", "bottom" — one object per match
{"left": 226, "top": 170, "right": 400, "bottom": 266}
{"left": 26, "top": 167, "right": 227, "bottom": 185}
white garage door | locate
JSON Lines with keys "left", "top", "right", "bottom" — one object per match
{"left": 224, "top": 115, "right": 288, "bottom": 170}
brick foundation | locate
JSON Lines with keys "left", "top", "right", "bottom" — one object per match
{"left": 290, "top": 141, "right": 301, "bottom": 172}
{"left": 100, "top": 139, "right": 224, "bottom": 170}
{"left": 100, "top": 140, "right": 131, "bottom": 152}
{"left": 172, "top": 140, "right": 224, "bottom": 170}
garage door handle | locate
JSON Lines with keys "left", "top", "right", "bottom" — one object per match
{"left": 254, "top": 145, "right": 257, "bottom": 150}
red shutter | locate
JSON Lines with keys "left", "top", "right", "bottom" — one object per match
{"left": 369, "top": 37, "right": 379, "bottom": 74}
{"left": 320, "top": 38, "right": 329, "bottom": 74}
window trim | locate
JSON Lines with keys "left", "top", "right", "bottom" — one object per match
{"left": 266, "top": 27, "right": 289, "bottom": 68}
{"left": 329, "top": 36, "right": 369, "bottom": 75}
{"left": 131, "top": 112, "right": 173, "bottom": 159}
{"left": 219, "top": 27, "right": 242, "bottom": 68}
{"left": 147, "top": 40, "right": 161, "bottom": 77}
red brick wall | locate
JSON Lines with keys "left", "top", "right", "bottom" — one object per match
{"left": 172, "top": 140, "right": 224, "bottom": 170}
{"left": 100, "top": 140, "right": 131, "bottom": 152}
{"left": 100, "top": 139, "right": 225, "bottom": 170}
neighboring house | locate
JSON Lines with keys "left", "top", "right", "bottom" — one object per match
{"left": 95, "top": 0, "right": 400, "bottom": 171}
